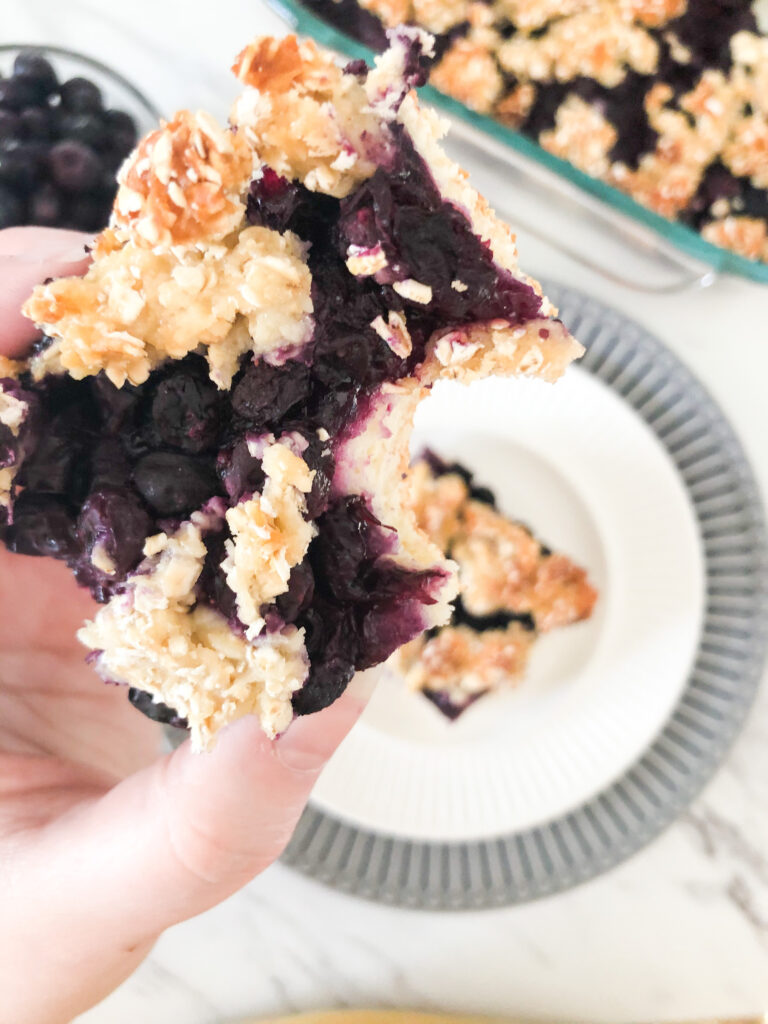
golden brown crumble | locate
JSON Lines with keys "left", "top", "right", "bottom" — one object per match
{"left": 0, "top": 356, "right": 22, "bottom": 380}
{"left": 701, "top": 217, "right": 768, "bottom": 263}
{"left": 495, "top": 83, "right": 537, "bottom": 129}
{"left": 429, "top": 469, "right": 596, "bottom": 628}
{"left": 0, "top": 371, "right": 27, "bottom": 511}
{"left": 540, "top": 96, "right": 618, "bottom": 178}
{"left": 497, "top": 11, "right": 658, "bottom": 88}
{"left": 359, "top": 0, "right": 470, "bottom": 33}
{"left": 413, "top": 0, "right": 471, "bottom": 34}
{"left": 393, "top": 461, "right": 597, "bottom": 704}
{"left": 231, "top": 35, "right": 383, "bottom": 198}
{"left": 453, "top": 500, "right": 544, "bottom": 616}
{"left": 619, "top": 0, "right": 687, "bottom": 28}
{"left": 409, "top": 459, "right": 467, "bottom": 550}
{"left": 495, "top": 0, "right": 592, "bottom": 32}
{"left": 431, "top": 39, "right": 503, "bottom": 113}
{"left": 723, "top": 117, "right": 768, "bottom": 190}
{"left": 360, "top": 0, "right": 412, "bottom": 27}
{"left": 0, "top": 469, "right": 13, "bottom": 508}
{"left": 370, "top": 310, "right": 413, "bottom": 358}
{"left": 0, "top": 387, "right": 26, "bottom": 437}
{"left": 398, "top": 623, "right": 535, "bottom": 702}
{"left": 422, "top": 318, "right": 582, "bottom": 385}
{"left": 113, "top": 110, "right": 254, "bottom": 248}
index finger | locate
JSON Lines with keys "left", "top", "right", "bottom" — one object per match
{"left": 0, "top": 227, "right": 93, "bottom": 359}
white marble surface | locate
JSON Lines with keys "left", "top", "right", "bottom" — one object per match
{"left": 4, "top": 2, "right": 768, "bottom": 1020}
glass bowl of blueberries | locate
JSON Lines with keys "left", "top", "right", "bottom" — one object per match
{"left": 0, "top": 44, "right": 160, "bottom": 233}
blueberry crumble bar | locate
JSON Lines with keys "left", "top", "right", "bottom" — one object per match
{"left": 0, "top": 31, "right": 582, "bottom": 749}
{"left": 302, "top": 0, "right": 768, "bottom": 264}
{"left": 394, "top": 453, "right": 597, "bottom": 717}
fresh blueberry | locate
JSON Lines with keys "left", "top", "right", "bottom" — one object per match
{"left": 196, "top": 532, "right": 241, "bottom": 625}
{"left": 29, "top": 183, "right": 62, "bottom": 226}
{"left": 217, "top": 439, "right": 266, "bottom": 503}
{"left": 0, "top": 75, "right": 42, "bottom": 111}
{"left": 18, "top": 105, "right": 53, "bottom": 140}
{"left": 246, "top": 169, "right": 303, "bottom": 233}
{"left": 274, "top": 559, "right": 315, "bottom": 622}
{"left": 0, "top": 138, "right": 44, "bottom": 191}
{"left": 150, "top": 371, "right": 221, "bottom": 453}
{"left": 49, "top": 139, "right": 102, "bottom": 191}
{"left": 310, "top": 496, "right": 393, "bottom": 602}
{"left": 102, "top": 108, "right": 137, "bottom": 155}
{"left": 232, "top": 358, "right": 310, "bottom": 426}
{"left": 59, "top": 111, "right": 104, "bottom": 149}
{"left": 0, "top": 109, "right": 20, "bottom": 140}
{"left": 292, "top": 600, "right": 357, "bottom": 715}
{"left": 60, "top": 76, "right": 103, "bottom": 113}
{"left": 12, "top": 51, "right": 58, "bottom": 98}
{"left": 66, "top": 193, "right": 112, "bottom": 231}
{"left": 0, "top": 183, "right": 24, "bottom": 228}
{"left": 89, "top": 438, "right": 132, "bottom": 490}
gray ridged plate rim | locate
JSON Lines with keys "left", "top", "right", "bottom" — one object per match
{"left": 282, "top": 281, "right": 768, "bottom": 910}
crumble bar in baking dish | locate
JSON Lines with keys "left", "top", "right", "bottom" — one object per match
{"left": 302, "top": 0, "right": 768, "bottom": 264}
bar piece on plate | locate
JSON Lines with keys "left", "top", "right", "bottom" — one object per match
{"left": 0, "top": 30, "right": 582, "bottom": 748}
{"left": 394, "top": 453, "right": 597, "bottom": 718}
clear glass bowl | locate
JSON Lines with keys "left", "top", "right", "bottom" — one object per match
{"left": 270, "top": 0, "right": 768, "bottom": 289}
{"left": 0, "top": 44, "right": 161, "bottom": 232}
{"left": 0, "top": 43, "right": 160, "bottom": 136}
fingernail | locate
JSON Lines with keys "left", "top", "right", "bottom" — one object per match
{"left": 53, "top": 241, "right": 94, "bottom": 263}
{"left": 42, "top": 241, "right": 94, "bottom": 265}
{"left": 0, "top": 241, "right": 93, "bottom": 266}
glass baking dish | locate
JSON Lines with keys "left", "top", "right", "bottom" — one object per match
{"left": 268, "top": 0, "right": 768, "bottom": 291}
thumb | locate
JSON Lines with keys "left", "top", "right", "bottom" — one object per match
{"left": 10, "top": 694, "right": 364, "bottom": 1024}
{"left": 45, "top": 693, "right": 363, "bottom": 939}
{"left": 0, "top": 226, "right": 92, "bottom": 358}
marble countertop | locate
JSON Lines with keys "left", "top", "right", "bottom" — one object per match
{"left": 4, "top": 2, "right": 768, "bottom": 1021}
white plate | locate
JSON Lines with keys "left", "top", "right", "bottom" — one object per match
{"left": 284, "top": 282, "right": 767, "bottom": 907}
{"left": 311, "top": 367, "right": 704, "bottom": 840}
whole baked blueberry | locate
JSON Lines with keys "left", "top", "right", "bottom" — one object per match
{"left": 60, "top": 76, "right": 103, "bottom": 113}
{"left": 12, "top": 51, "right": 58, "bottom": 99}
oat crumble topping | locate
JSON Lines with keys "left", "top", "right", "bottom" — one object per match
{"left": 0, "top": 357, "right": 22, "bottom": 380}
{"left": 113, "top": 110, "right": 255, "bottom": 248}
{"left": 223, "top": 443, "right": 316, "bottom": 639}
{"left": 79, "top": 521, "right": 308, "bottom": 748}
{"left": 24, "top": 225, "right": 313, "bottom": 388}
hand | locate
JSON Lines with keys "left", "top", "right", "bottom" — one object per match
{"left": 0, "top": 227, "right": 364, "bottom": 1024}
